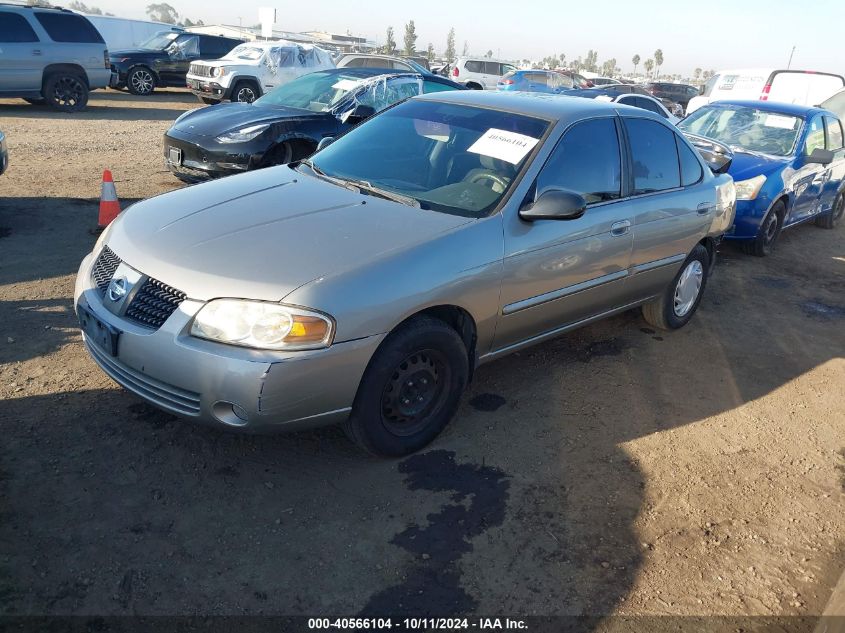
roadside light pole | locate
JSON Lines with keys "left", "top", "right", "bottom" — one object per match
{"left": 787, "top": 45, "right": 796, "bottom": 69}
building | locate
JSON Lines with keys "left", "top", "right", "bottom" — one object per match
{"left": 303, "top": 31, "right": 377, "bottom": 53}
{"left": 186, "top": 25, "right": 376, "bottom": 53}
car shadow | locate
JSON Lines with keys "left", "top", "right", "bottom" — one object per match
{"left": 0, "top": 203, "right": 843, "bottom": 618}
{"left": 0, "top": 90, "right": 198, "bottom": 122}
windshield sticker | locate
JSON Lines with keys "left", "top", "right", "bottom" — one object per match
{"left": 467, "top": 128, "right": 540, "bottom": 165}
{"left": 764, "top": 114, "right": 797, "bottom": 129}
{"left": 332, "top": 79, "right": 361, "bottom": 91}
{"left": 594, "top": 95, "right": 614, "bottom": 102}
{"left": 414, "top": 119, "right": 451, "bottom": 142}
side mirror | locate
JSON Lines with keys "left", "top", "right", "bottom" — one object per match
{"left": 520, "top": 189, "right": 587, "bottom": 221}
{"left": 316, "top": 137, "right": 335, "bottom": 152}
{"left": 806, "top": 147, "right": 834, "bottom": 165}
{"left": 342, "top": 104, "right": 376, "bottom": 125}
{"left": 683, "top": 133, "right": 733, "bottom": 174}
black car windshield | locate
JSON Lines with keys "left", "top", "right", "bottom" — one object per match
{"left": 138, "top": 31, "right": 180, "bottom": 50}
{"left": 679, "top": 105, "right": 802, "bottom": 156}
{"left": 254, "top": 71, "right": 374, "bottom": 112}
{"left": 307, "top": 99, "right": 549, "bottom": 218}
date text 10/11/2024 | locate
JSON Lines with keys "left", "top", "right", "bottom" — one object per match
{"left": 307, "top": 618, "right": 529, "bottom": 630}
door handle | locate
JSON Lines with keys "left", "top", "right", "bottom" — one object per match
{"left": 32, "top": 49, "right": 42, "bottom": 56}
{"left": 610, "top": 220, "right": 631, "bottom": 236}
{"left": 697, "top": 202, "right": 714, "bottom": 214}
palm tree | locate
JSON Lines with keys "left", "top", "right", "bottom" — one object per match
{"left": 632, "top": 54, "right": 640, "bottom": 76}
{"left": 644, "top": 58, "right": 654, "bottom": 79}
{"left": 694, "top": 68, "right": 702, "bottom": 81}
{"left": 653, "top": 49, "right": 663, "bottom": 80}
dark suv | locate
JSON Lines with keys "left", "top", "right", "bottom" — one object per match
{"left": 0, "top": 4, "right": 111, "bottom": 111}
{"left": 646, "top": 82, "right": 700, "bottom": 111}
{"left": 110, "top": 31, "right": 244, "bottom": 95}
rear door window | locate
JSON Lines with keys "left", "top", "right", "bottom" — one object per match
{"left": 676, "top": 136, "right": 703, "bottom": 186}
{"left": 465, "top": 60, "right": 484, "bottom": 73}
{"left": 34, "top": 12, "right": 104, "bottom": 43}
{"left": 825, "top": 116, "right": 844, "bottom": 150}
{"left": 535, "top": 117, "right": 622, "bottom": 204}
{"left": 484, "top": 61, "right": 502, "bottom": 75}
{"left": 625, "top": 118, "right": 682, "bottom": 194}
{"left": 0, "top": 12, "right": 39, "bottom": 42}
{"left": 633, "top": 97, "right": 665, "bottom": 116}
{"left": 343, "top": 57, "right": 367, "bottom": 68}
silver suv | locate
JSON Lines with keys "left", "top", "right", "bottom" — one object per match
{"left": 0, "top": 4, "right": 111, "bottom": 111}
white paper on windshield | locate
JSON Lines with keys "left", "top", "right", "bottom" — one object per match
{"left": 594, "top": 95, "right": 614, "bottom": 102}
{"left": 764, "top": 114, "right": 796, "bottom": 129}
{"left": 467, "top": 128, "right": 540, "bottom": 165}
{"left": 332, "top": 79, "right": 361, "bottom": 91}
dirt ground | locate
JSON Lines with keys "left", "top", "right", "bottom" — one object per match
{"left": 0, "top": 90, "right": 843, "bottom": 622}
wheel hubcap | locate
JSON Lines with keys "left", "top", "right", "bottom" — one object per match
{"left": 381, "top": 350, "right": 447, "bottom": 436}
{"left": 53, "top": 77, "right": 84, "bottom": 106}
{"left": 763, "top": 212, "right": 779, "bottom": 242}
{"left": 237, "top": 87, "right": 256, "bottom": 102}
{"left": 834, "top": 196, "right": 844, "bottom": 222}
{"left": 131, "top": 71, "right": 153, "bottom": 93}
{"left": 673, "top": 260, "right": 704, "bottom": 317}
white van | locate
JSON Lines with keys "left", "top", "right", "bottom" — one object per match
{"left": 686, "top": 68, "right": 845, "bottom": 114}
{"left": 450, "top": 57, "right": 518, "bottom": 90}
{"left": 82, "top": 14, "right": 181, "bottom": 51}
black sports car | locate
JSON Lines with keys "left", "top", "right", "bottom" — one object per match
{"left": 163, "top": 68, "right": 464, "bottom": 182}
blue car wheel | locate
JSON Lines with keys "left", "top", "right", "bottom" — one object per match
{"left": 815, "top": 192, "right": 844, "bottom": 229}
{"left": 742, "top": 200, "right": 785, "bottom": 257}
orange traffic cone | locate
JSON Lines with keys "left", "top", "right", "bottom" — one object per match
{"left": 97, "top": 169, "right": 121, "bottom": 229}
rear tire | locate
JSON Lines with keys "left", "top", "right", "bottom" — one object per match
{"left": 127, "top": 67, "right": 155, "bottom": 96}
{"left": 466, "top": 82, "right": 483, "bottom": 90}
{"left": 741, "top": 201, "right": 784, "bottom": 256}
{"left": 231, "top": 80, "right": 260, "bottom": 103}
{"left": 43, "top": 73, "right": 89, "bottom": 111}
{"left": 642, "top": 244, "right": 710, "bottom": 331}
{"left": 342, "top": 316, "right": 468, "bottom": 457}
{"left": 815, "top": 193, "right": 843, "bottom": 229}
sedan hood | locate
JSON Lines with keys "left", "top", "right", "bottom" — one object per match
{"left": 110, "top": 49, "right": 167, "bottom": 59}
{"left": 727, "top": 150, "right": 791, "bottom": 182}
{"left": 105, "top": 167, "right": 474, "bottom": 302}
{"left": 172, "top": 102, "right": 329, "bottom": 137}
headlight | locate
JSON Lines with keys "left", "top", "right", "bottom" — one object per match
{"left": 210, "top": 66, "right": 225, "bottom": 78}
{"left": 190, "top": 300, "right": 334, "bottom": 350}
{"left": 215, "top": 123, "right": 270, "bottom": 144}
{"left": 734, "top": 175, "right": 767, "bottom": 200}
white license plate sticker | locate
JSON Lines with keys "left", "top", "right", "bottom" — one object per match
{"left": 168, "top": 147, "right": 182, "bottom": 165}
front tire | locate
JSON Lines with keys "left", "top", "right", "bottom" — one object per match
{"left": 43, "top": 73, "right": 89, "bottom": 111}
{"left": 642, "top": 244, "right": 710, "bottom": 331}
{"left": 343, "top": 316, "right": 468, "bottom": 457}
{"left": 742, "top": 201, "right": 784, "bottom": 256}
{"left": 231, "top": 80, "right": 260, "bottom": 103}
{"left": 127, "top": 67, "right": 155, "bottom": 96}
{"left": 815, "top": 193, "right": 844, "bottom": 229}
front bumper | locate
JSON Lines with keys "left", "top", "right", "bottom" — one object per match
{"left": 163, "top": 128, "right": 263, "bottom": 181}
{"left": 74, "top": 250, "right": 383, "bottom": 433}
{"left": 186, "top": 77, "right": 232, "bottom": 102}
{"left": 723, "top": 198, "right": 771, "bottom": 240}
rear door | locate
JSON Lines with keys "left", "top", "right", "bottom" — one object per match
{"left": 0, "top": 12, "right": 42, "bottom": 93}
{"left": 820, "top": 116, "right": 845, "bottom": 214}
{"left": 621, "top": 116, "right": 710, "bottom": 301}
{"left": 495, "top": 116, "right": 634, "bottom": 350}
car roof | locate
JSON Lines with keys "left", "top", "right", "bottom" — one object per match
{"left": 415, "top": 90, "right": 666, "bottom": 123}
{"left": 709, "top": 99, "right": 828, "bottom": 117}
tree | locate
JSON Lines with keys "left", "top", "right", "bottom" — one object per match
{"left": 584, "top": 49, "right": 598, "bottom": 72}
{"left": 644, "top": 58, "right": 654, "bottom": 78}
{"left": 426, "top": 43, "right": 435, "bottom": 64}
{"left": 693, "top": 67, "right": 702, "bottom": 81}
{"left": 445, "top": 28, "right": 456, "bottom": 63}
{"left": 632, "top": 54, "right": 640, "bottom": 75}
{"left": 485, "top": 49, "right": 493, "bottom": 58}
{"left": 403, "top": 20, "right": 417, "bottom": 57}
{"left": 146, "top": 2, "right": 178, "bottom": 24}
{"left": 68, "top": 1, "right": 105, "bottom": 14}
{"left": 653, "top": 48, "right": 663, "bottom": 80}
{"left": 26, "top": 0, "right": 51, "bottom": 6}
{"left": 601, "top": 58, "right": 616, "bottom": 78}
{"left": 382, "top": 26, "right": 396, "bottom": 55}
{"left": 462, "top": 41, "right": 469, "bottom": 56}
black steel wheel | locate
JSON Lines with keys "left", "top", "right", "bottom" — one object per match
{"left": 44, "top": 73, "right": 89, "bottom": 111}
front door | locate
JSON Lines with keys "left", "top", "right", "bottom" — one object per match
{"left": 790, "top": 114, "right": 829, "bottom": 223}
{"left": 494, "top": 116, "right": 634, "bottom": 352}
{"left": 157, "top": 34, "right": 200, "bottom": 85}
{"left": 0, "top": 12, "right": 43, "bottom": 93}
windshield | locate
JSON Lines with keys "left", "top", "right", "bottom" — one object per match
{"left": 679, "top": 105, "right": 802, "bottom": 157}
{"left": 138, "top": 31, "right": 180, "bottom": 51}
{"left": 225, "top": 45, "right": 267, "bottom": 61}
{"left": 254, "top": 71, "right": 369, "bottom": 112}
{"left": 306, "top": 99, "right": 549, "bottom": 218}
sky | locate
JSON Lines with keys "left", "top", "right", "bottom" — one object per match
{"left": 92, "top": 0, "right": 845, "bottom": 76}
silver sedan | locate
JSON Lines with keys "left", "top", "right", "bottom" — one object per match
{"left": 75, "top": 91, "right": 736, "bottom": 456}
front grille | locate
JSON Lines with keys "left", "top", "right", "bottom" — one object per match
{"left": 189, "top": 63, "right": 213, "bottom": 78}
{"left": 90, "top": 246, "right": 186, "bottom": 330}
{"left": 125, "top": 278, "right": 187, "bottom": 329}
{"left": 92, "top": 246, "right": 121, "bottom": 293}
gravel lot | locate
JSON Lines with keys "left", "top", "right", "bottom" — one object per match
{"left": 0, "top": 89, "right": 844, "bottom": 620}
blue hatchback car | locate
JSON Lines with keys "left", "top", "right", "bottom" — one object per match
{"left": 497, "top": 70, "right": 575, "bottom": 94}
{"left": 679, "top": 100, "right": 845, "bottom": 255}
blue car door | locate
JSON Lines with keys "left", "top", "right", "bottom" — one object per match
{"left": 820, "top": 115, "right": 845, "bottom": 212}
{"left": 789, "top": 114, "right": 829, "bottom": 223}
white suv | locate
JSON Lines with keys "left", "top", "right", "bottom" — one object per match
{"left": 450, "top": 57, "right": 517, "bottom": 90}
{"left": 186, "top": 40, "right": 334, "bottom": 104}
